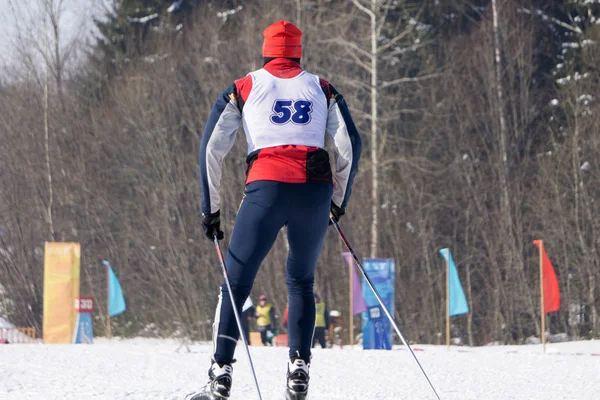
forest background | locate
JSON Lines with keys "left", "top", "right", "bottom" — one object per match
{"left": 1, "top": 0, "right": 599, "bottom": 346}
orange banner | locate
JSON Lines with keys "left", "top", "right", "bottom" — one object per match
{"left": 43, "top": 242, "right": 80, "bottom": 343}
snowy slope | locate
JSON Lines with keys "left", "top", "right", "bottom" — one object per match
{"left": 1, "top": 338, "right": 599, "bottom": 400}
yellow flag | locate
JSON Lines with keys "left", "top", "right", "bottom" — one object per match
{"left": 43, "top": 242, "right": 80, "bottom": 343}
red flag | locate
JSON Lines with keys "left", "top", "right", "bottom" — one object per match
{"left": 533, "top": 240, "right": 561, "bottom": 313}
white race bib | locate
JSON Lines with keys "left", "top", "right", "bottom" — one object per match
{"left": 242, "top": 69, "right": 328, "bottom": 153}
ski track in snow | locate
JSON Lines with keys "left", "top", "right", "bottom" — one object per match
{"left": 1, "top": 339, "right": 599, "bottom": 400}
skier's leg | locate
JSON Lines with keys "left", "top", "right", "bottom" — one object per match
{"left": 212, "top": 182, "right": 287, "bottom": 365}
{"left": 285, "top": 182, "right": 332, "bottom": 363}
{"left": 284, "top": 182, "right": 330, "bottom": 400}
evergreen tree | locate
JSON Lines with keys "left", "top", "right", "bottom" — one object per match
{"left": 92, "top": 0, "right": 200, "bottom": 79}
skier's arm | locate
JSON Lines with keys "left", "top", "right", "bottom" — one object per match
{"left": 199, "top": 84, "right": 242, "bottom": 215}
{"left": 324, "top": 83, "right": 362, "bottom": 209}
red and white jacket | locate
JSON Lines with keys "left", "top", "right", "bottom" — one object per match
{"left": 200, "top": 58, "right": 362, "bottom": 215}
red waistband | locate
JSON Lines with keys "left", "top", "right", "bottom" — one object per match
{"left": 246, "top": 145, "right": 332, "bottom": 184}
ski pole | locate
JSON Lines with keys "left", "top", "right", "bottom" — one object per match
{"left": 213, "top": 235, "right": 263, "bottom": 400}
{"left": 330, "top": 218, "right": 442, "bottom": 400}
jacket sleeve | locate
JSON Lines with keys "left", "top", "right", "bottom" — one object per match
{"left": 199, "top": 83, "right": 242, "bottom": 215}
{"left": 325, "top": 84, "right": 362, "bottom": 209}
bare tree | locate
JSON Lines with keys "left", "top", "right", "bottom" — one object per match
{"left": 342, "top": 0, "right": 438, "bottom": 257}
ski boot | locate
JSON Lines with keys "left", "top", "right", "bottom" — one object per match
{"left": 185, "top": 361, "right": 233, "bottom": 400}
{"left": 284, "top": 358, "right": 309, "bottom": 400}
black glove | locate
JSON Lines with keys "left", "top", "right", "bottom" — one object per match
{"left": 201, "top": 210, "right": 224, "bottom": 240}
{"left": 329, "top": 202, "right": 345, "bottom": 225}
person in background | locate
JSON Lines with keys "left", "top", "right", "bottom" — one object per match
{"left": 255, "top": 294, "right": 277, "bottom": 346}
{"left": 240, "top": 296, "right": 254, "bottom": 345}
{"left": 312, "top": 294, "right": 329, "bottom": 349}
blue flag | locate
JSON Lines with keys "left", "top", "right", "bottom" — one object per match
{"left": 439, "top": 249, "right": 469, "bottom": 316}
{"left": 103, "top": 260, "right": 126, "bottom": 317}
{"left": 361, "top": 259, "right": 395, "bottom": 350}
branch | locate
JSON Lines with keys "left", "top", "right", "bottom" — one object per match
{"left": 519, "top": 7, "right": 583, "bottom": 35}
{"left": 350, "top": 0, "right": 374, "bottom": 18}
{"left": 317, "top": 37, "right": 372, "bottom": 60}
{"left": 376, "top": 0, "right": 393, "bottom": 38}
{"left": 385, "top": 40, "right": 435, "bottom": 57}
{"left": 379, "top": 157, "right": 443, "bottom": 175}
{"left": 347, "top": 106, "right": 426, "bottom": 121}
{"left": 377, "top": 27, "right": 414, "bottom": 54}
{"left": 344, "top": 79, "right": 371, "bottom": 93}
{"left": 376, "top": 110, "right": 425, "bottom": 120}
{"left": 309, "top": 66, "right": 371, "bottom": 92}
{"left": 347, "top": 105, "right": 370, "bottom": 121}
{"left": 356, "top": 156, "right": 442, "bottom": 176}
{"left": 344, "top": 47, "right": 374, "bottom": 74}
{"left": 380, "top": 74, "right": 441, "bottom": 89}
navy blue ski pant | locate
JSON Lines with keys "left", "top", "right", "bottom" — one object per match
{"left": 212, "top": 181, "right": 332, "bottom": 364}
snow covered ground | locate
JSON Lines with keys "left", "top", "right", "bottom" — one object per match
{"left": 1, "top": 338, "right": 599, "bottom": 400}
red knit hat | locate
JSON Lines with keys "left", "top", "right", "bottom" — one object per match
{"left": 262, "top": 20, "right": 302, "bottom": 59}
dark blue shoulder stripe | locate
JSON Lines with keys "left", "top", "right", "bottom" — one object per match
{"left": 330, "top": 84, "right": 362, "bottom": 209}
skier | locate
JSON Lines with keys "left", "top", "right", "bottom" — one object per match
{"left": 187, "top": 20, "right": 361, "bottom": 400}
{"left": 255, "top": 294, "right": 277, "bottom": 346}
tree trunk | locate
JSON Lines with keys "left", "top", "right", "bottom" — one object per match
{"left": 44, "top": 14, "right": 55, "bottom": 241}
{"left": 49, "top": 0, "right": 64, "bottom": 108}
{"left": 491, "top": 0, "right": 509, "bottom": 195}
{"left": 464, "top": 208, "right": 474, "bottom": 346}
{"left": 296, "top": 0, "right": 302, "bottom": 27}
{"left": 370, "top": 0, "right": 378, "bottom": 258}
